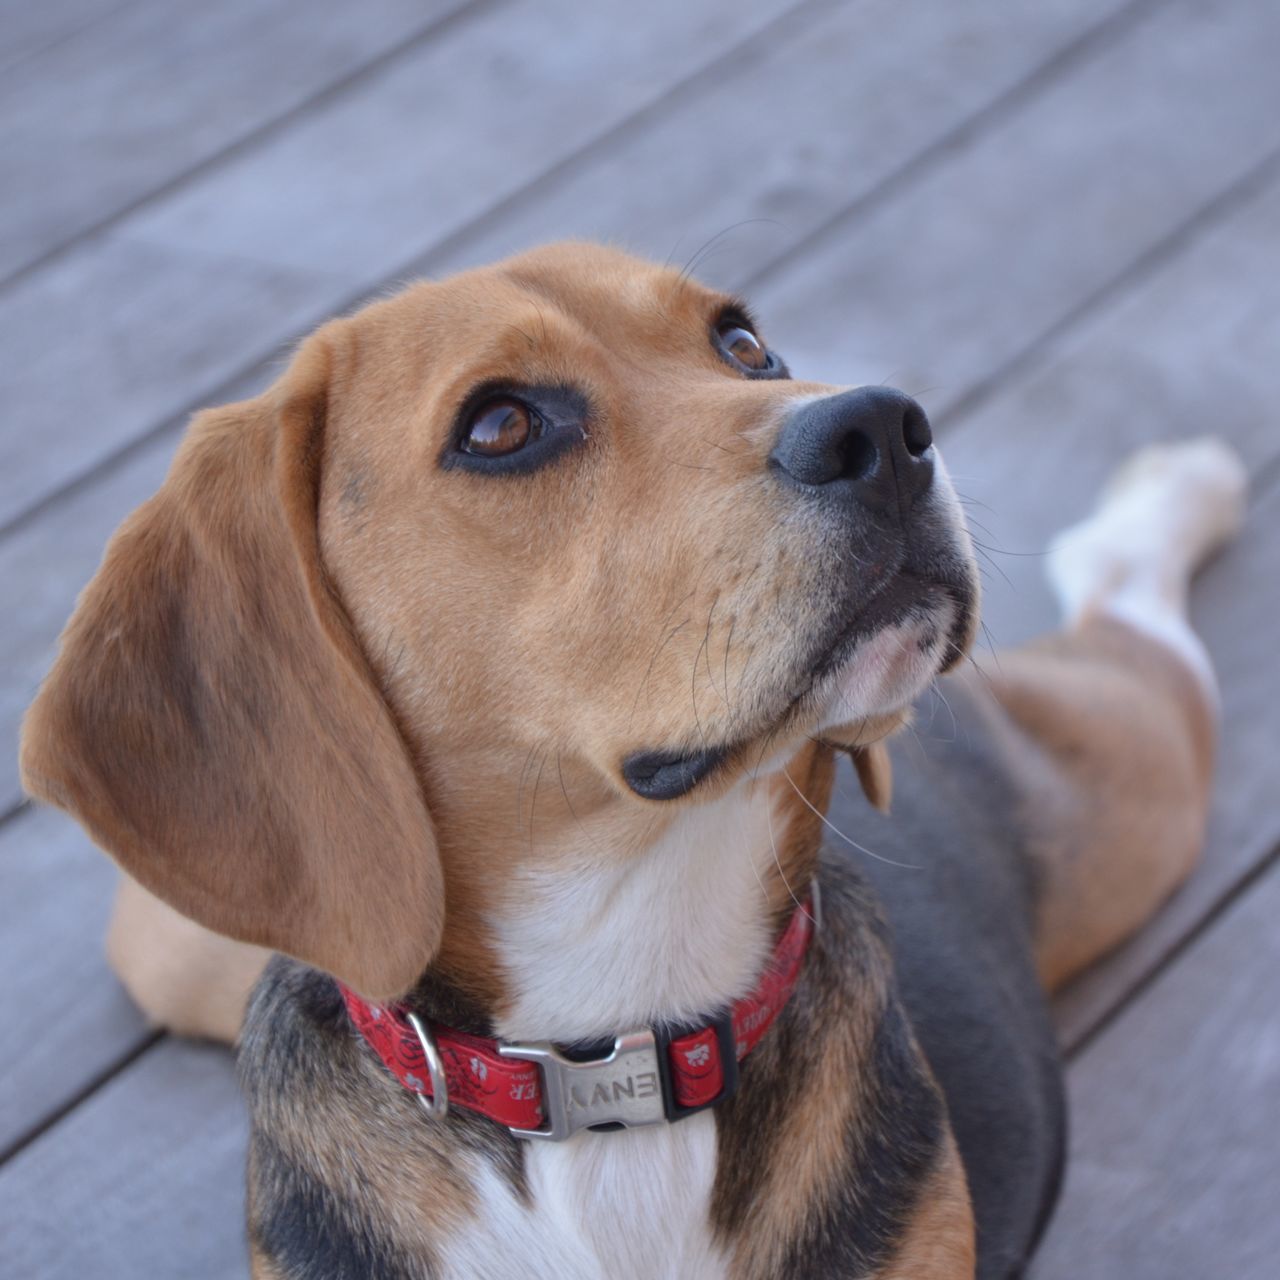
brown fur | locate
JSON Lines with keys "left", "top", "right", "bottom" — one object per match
{"left": 979, "top": 615, "right": 1216, "bottom": 991}
{"left": 712, "top": 856, "right": 959, "bottom": 1280}
{"left": 107, "top": 874, "right": 270, "bottom": 1042}
{"left": 879, "top": 1134, "right": 976, "bottom": 1279}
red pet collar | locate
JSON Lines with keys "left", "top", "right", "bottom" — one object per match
{"left": 341, "top": 894, "right": 815, "bottom": 1141}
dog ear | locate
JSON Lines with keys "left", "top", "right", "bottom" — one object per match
{"left": 20, "top": 328, "right": 442, "bottom": 1002}
{"left": 850, "top": 742, "right": 894, "bottom": 814}
{"left": 819, "top": 710, "right": 907, "bottom": 814}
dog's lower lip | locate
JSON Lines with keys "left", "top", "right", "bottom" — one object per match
{"left": 622, "top": 580, "right": 971, "bottom": 802}
{"left": 622, "top": 743, "right": 731, "bottom": 800}
{"left": 808, "top": 577, "right": 930, "bottom": 683}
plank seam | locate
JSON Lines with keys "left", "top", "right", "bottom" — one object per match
{"left": 1063, "top": 837, "right": 1280, "bottom": 1063}
{"left": 734, "top": 0, "right": 1166, "bottom": 297}
{"left": 1, "top": 0, "right": 142, "bottom": 77}
{"left": 0, "top": 0, "right": 503, "bottom": 295}
{"left": 0, "top": 1028, "right": 165, "bottom": 1168}
{"left": 936, "top": 144, "right": 1280, "bottom": 434}
{"left": 0, "top": 798, "right": 29, "bottom": 831}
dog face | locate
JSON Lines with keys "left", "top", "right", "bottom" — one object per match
{"left": 322, "top": 242, "right": 976, "bottom": 802}
{"left": 22, "top": 242, "right": 976, "bottom": 1002}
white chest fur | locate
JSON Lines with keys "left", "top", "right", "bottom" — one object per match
{"left": 439, "top": 784, "right": 785, "bottom": 1279}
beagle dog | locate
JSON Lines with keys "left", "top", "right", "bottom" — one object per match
{"left": 21, "top": 243, "right": 1245, "bottom": 1279}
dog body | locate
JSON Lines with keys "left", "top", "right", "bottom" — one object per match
{"left": 22, "top": 244, "right": 1243, "bottom": 1278}
{"left": 242, "top": 746, "right": 969, "bottom": 1280}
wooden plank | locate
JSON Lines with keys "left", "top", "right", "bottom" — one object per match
{"left": 929, "top": 173, "right": 1280, "bottom": 1049}
{"left": 131, "top": 0, "right": 1123, "bottom": 282}
{"left": 0, "top": 0, "right": 820, "bottom": 534}
{"left": 0, "top": 237, "right": 350, "bottom": 534}
{"left": 0, "top": 805, "right": 148, "bottom": 1154}
{"left": 744, "top": 0, "right": 1280, "bottom": 396}
{"left": 0, "top": 1040, "right": 248, "bottom": 1279}
{"left": 1032, "top": 859, "right": 1280, "bottom": 1279}
{"left": 0, "top": 0, "right": 131, "bottom": 74}
{"left": 0, "top": 0, "right": 469, "bottom": 279}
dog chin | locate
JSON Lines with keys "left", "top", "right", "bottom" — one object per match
{"left": 812, "top": 611, "right": 953, "bottom": 740}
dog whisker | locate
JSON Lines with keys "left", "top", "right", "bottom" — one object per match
{"left": 526, "top": 750, "right": 548, "bottom": 851}
{"left": 555, "top": 750, "right": 592, "bottom": 846}
{"left": 628, "top": 612, "right": 693, "bottom": 730}
{"left": 783, "top": 767, "right": 922, "bottom": 871}
{"left": 743, "top": 722, "right": 808, "bottom": 920}
{"left": 721, "top": 614, "right": 736, "bottom": 715}
{"left": 925, "top": 681, "right": 959, "bottom": 744}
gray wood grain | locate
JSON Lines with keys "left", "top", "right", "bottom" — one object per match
{"left": 746, "top": 0, "right": 1280, "bottom": 395}
{"left": 930, "top": 172, "right": 1280, "bottom": 1051}
{"left": 0, "top": 804, "right": 148, "bottom": 1153}
{"left": 0, "top": 0, "right": 132, "bottom": 74}
{"left": 0, "top": 0, "right": 467, "bottom": 279}
{"left": 0, "top": 235, "right": 350, "bottom": 533}
{"left": 1032, "top": 859, "right": 1280, "bottom": 1279}
{"left": 0, "top": 1039, "right": 248, "bottom": 1279}
{"left": 0, "top": 0, "right": 1124, "bottom": 536}
{"left": 134, "top": 0, "right": 1122, "bottom": 284}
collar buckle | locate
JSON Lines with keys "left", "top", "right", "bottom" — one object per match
{"left": 498, "top": 1008, "right": 742, "bottom": 1142}
{"left": 498, "top": 1028, "right": 669, "bottom": 1141}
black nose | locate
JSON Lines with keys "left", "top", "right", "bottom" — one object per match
{"left": 769, "top": 386, "right": 934, "bottom": 512}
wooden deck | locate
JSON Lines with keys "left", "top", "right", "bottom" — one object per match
{"left": 2, "top": 1, "right": 1278, "bottom": 1274}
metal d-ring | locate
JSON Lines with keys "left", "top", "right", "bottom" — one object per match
{"left": 404, "top": 1012, "right": 450, "bottom": 1120}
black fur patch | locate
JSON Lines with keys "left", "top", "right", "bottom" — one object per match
{"left": 834, "top": 677, "right": 1068, "bottom": 1279}
{"left": 713, "top": 863, "right": 945, "bottom": 1277}
{"left": 241, "top": 958, "right": 529, "bottom": 1277}
{"left": 250, "top": 1132, "right": 423, "bottom": 1280}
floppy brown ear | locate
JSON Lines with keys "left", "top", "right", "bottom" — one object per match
{"left": 850, "top": 742, "right": 894, "bottom": 814}
{"left": 20, "top": 329, "right": 442, "bottom": 1002}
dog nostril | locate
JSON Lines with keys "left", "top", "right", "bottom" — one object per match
{"left": 839, "top": 429, "right": 878, "bottom": 482}
{"left": 902, "top": 402, "right": 933, "bottom": 458}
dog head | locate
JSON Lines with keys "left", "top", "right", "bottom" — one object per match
{"left": 22, "top": 243, "right": 976, "bottom": 1003}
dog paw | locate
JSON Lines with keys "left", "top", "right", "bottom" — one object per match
{"left": 1100, "top": 437, "right": 1248, "bottom": 561}
{"left": 1049, "top": 437, "right": 1247, "bottom": 605}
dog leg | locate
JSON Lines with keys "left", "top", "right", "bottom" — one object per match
{"left": 982, "top": 438, "right": 1246, "bottom": 989}
{"left": 107, "top": 873, "right": 271, "bottom": 1043}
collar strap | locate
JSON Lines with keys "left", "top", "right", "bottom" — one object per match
{"left": 340, "top": 892, "right": 815, "bottom": 1141}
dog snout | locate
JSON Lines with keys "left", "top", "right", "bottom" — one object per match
{"left": 769, "top": 386, "right": 934, "bottom": 513}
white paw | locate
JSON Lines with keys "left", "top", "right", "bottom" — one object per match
{"left": 1048, "top": 437, "right": 1247, "bottom": 606}
{"left": 1045, "top": 437, "right": 1247, "bottom": 702}
{"left": 1100, "top": 437, "right": 1248, "bottom": 559}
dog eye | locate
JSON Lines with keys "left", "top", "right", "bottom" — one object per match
{"left": 715, "top": 320, "right": 770, "bottom": 372}
{"left": 462, "top": 398, "right": 539, "bottom": 456}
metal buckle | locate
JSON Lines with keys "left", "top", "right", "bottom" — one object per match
{"left": 498, "top": 1029, "right": 668, "bottom": 1141}
{"left": 498, "top": 1010, "right": 743, "bottom": 1141}
{"left": 404, "top": 1012, "right": 449, "bottom": 1120}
